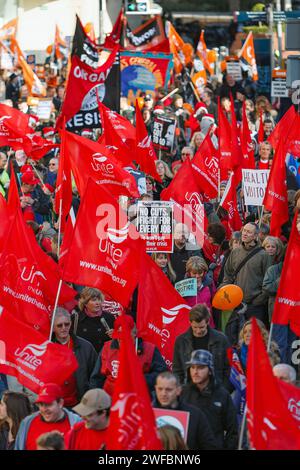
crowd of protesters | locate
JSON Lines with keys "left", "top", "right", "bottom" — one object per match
{"left": 0, "top": 15, "right": 300, "bottom": 453}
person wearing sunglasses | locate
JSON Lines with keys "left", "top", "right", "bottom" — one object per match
{"left": 52, "top": 308, "right": 98, "bottom": 408}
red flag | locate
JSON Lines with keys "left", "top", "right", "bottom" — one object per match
{"left": 0, "top": 309, "right": 78, "bottom": 394}
{"left": 0, "top": 210, "right": 76, "bottom": 334}
{"left": 0, "top": 103, "right": 32, "bottom": 152}
{"left": 64, "top": 130, "right": 139, "bottom": 198}
{"left": 29, "top": 134, "right": 60, "bottom": 161}
{"left": 0, "top": 194, "right": 9, "bottom": 252}
{"left": 257, "top": 110, "right": 264, "bottom": 144}
{"left": 246, "top": 318, "right": 300, "bottom": 449}
{"left": 217, "top": 98, "right": 233, "bottom": 177}
{"left": 56, "top": 48, "right": 118, "bottom": 129}
{"left": 137, "top": 255, "right": 191, "bottom": 368}
{"left": 239, "top": 31, "right": 258, "bottom": 81}
{"left": 272, "top": 210, "right": 300, "bottom": 334}
{"left": 278, "top": 377, "right": 300, "bottom": 426}
{"left": 229, "top": 93, "right": 242, "bottom": 181}
{"left": 7, "top": 161, "right": 20, "bottom": 213}
{"left": 54, "top": 126, "right": 72, "bottom": 231}
{"left": 191, "top": 133, "right": 219, "bottom": 200}
{"left": 135, "top": 100, "right": 161, "bottom": 182}
{"left": 106, "top": 316, "right": 162, "bottom": 450}
{"left": 61, "top": 178, "right": 144, "bottom": 307}
{"left": 219, "top": 172, "right": 242, "bottom": 233}
{"left": 241, "top": 101, "right": 255, "bottom": 169}
{"left": 263, "top": 140, "right": 288, "bottom": 236}
{"left": 268, "top": 105, "right": 296, "bottom": 151}
{"left": 103, "top": 8, "right": 124, "bottom": 48}
{"left": 161, "top": 158, "right": 206, "bottom": 248}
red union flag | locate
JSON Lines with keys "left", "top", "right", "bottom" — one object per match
{"left": 246, "top": 318, "right": 300, "bottom": 449}
{"left": 64, "top": 130, "right": 139, "bottom": 198}
{"left": 107, "top": 316, "right": 162, "bottom": 450}
{"left": 220, "top": 172, "right": 242, "bottom": 233}
{"left": 272, "top": 211, "right": 300, "bottom": 335}
{"left": 241, "top": 101, "right": 255, "bottom": 169}
{"left": 56, "top": 47, "right": 118, "bottom": 129}
{"left": 137, "top": 255, "right": 191, "bottom": 368}
{"left": 61, "top": 178, "right": 144, "bottom": 307}
{"left": 0, "top": 309, "right": 78, "bottom": 394}
{"left": 161, "top": 158, "right": 206, "bottom": 248}
{"left": 0, "top": 210, "right": 76, "bottom": 334}
{"left": 192, "top": 133, "right": 219, "bottom": 200}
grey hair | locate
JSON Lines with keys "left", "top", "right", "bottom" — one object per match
{"left": 54, "top": 307, "right": 71, "bottom": 321}
{"left": 273, "top": 363, "right": 297, "bottom": 383}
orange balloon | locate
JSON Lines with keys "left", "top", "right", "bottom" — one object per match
{"left": 137, "top": 97, "right": 145, "bottom": 109}
{"left": 207, "top": 50, "right": 217, "bottom": 63}
{"left": 212, "top": 285, "right": 243, "bottom": 310}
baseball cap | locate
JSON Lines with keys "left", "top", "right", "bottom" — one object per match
{"left": 73, "top": 389, "right": 111, "bottom": 416}
{"left": 185, "top": 349, "right": 214, "bottom": 374}
{"left": 35, "top": 383, "right": 63, "bottom": 404}
{"left": 21, "top": 171, "right": 39, "bottom": 185}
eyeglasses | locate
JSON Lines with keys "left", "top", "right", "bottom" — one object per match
{"left": 181, "top": 153, "right": 191, "bottom": 156}
{"left": 49, "top": 163, "right": 56, "bottom": 166}
{"left": 56, "top": 322, "right": 71, "bottom": 328}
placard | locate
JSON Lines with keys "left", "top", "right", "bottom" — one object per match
{"left": 154, "top": 408, "right": 190, "bottom": 443}
{"left": 226, "top": 56, "right": 242, "bottom": 81}
{"left": 124, "top": 168, "right": 146, "bottom": 195}
{"left": 36, "top": 99, "right": 53, "bottom": 120}
{"left": 137, "top": 200, "right": 173, "bottom": 252}
{"left": 242, "top": 169, "right": 270, "bottom": 206}
{"left": 152, "top": 115, "right": 176, "bottom": 154}
{"left": 271, "top": 69, "right": 288, "bottom": 98}
{"left": 175, "top": 278, "right": 197, "bottom": 297}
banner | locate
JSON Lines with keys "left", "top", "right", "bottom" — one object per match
{"left": 152, "top": 114, "right": 177, "bottom": 154}
{"left": 124, "top": 167, "right": 146, "bottom": 195}
{"left": 271, "top": 69, "right": 288, "bottom": 98}
{"left": 242, "top": 169, "right": 270, "bottom": 206}
{"left": 175, "top": 278, "right": 197, "bottom": 298}
{"left": 125, "top": 16, "right": 165, "bottom": 51}
{"left": 154, "top": 408, "right": 190, "bottom": 443}
{"left": 120, "top": 51, "right": 173, "bottom": 104}
{"left": 226, "top": 56, "right": 242, "bottom": 81}
{"left": 137, "top": 201, "right": 173, "bottom": 252}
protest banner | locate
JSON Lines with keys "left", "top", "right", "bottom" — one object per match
{"left": 271, "top": 69, "right": 288, "bottom": 98}
{"left": 226, "top": 56, "right": 242, "bottom": 81}
{"left": 124, "top": 167, "right": 146, "bottom": 195}
{"left": 120, "top": 51, "right": 173, "bottom": 105}
{"left": 175, "top": 278, "right": 197, "bottom": 297}
{"left": 137, "top": 200, "right": 174, "bottom": 252}
{"left": 125, "top": 15, "right": 166, "bottom": 51}
{"left": 242, "top": 169, "right": 270, "bottom": 206}
{"left": 36, "top": 99, "right": 52, "bottom": 120}
{"left": 152, "top": 114, "right": 177, "bottom": 154}
{"left": 154, "top": 408, "right": 190, "bottom": 443}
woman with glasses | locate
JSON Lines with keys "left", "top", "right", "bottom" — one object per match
{"left": 52, "top": 307, "right": 98, "bottom": 408}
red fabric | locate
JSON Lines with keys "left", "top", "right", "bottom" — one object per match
{"left": 219, "top": 172, "right": 242, "bottom": 233}
{"left": 56, "top": 48, "right": 118, "bottom": 129}
{"left": 161, "top": 158, "right": 207, "bottom": 248}
{"left": 54, "top": 126, "right": 72, "bottom": 231}
{"left": 64, "top": 130, "right": 139, "bottom": 198}
{"left": 135, "top": 100, "right": 161, "bottom": 182}
{"left": 241, "top": 101, "right": 255, "bottom": 169}
{"left": 263, "top": 140, "right": 288, "bottom": 236}
{"left": 103, "top": 8, "right": 123, "bottom": 48}
{"left": 217, "top": 98, "right": 233, "bottom": 177}
{"left": 272, "top": 210, "right": 300, "bottom": 334}
{"left": 61, "top": 179, "right": 144, "bottom": 307}
{"left": 0, "top": 103, "right": 32, "bottom": 153}
{"left": 59, "top": 337, "right": 78, "bottom": 407}
{"left": 268, "top": 105, "right": 296, "bottom": 151}
{"left": 0, "top": 310, "right": 78, "bottom": 393}
{"left": 191, "top": 133, "right": 219, "bottom": 200}
{"left": 246, "top": 318, "right": 300, "bottom": 450}
{"left": 257, "top": 110, "right": 264, "bottom": 144}
{"left": 106, "top": 315, "right": 162, "bottom": 450}
{"left": 0, "top": 210, "right": 76, "bottom": 334}
{"left": 258, "top": 160, "right": 269, "bottom": 170}
{"left": 66, "top": 421, "right": 110, "bottom": 450}
{"left": 137, "top": 254, "right": 191, "bottom": 369}
{"left": 26, "top": 414, "right": 71, "bottom": 450}
{"left": 100, "top": 341, "right": 155, "bottom": 396}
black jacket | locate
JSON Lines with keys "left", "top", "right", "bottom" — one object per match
{"left": 172, "top": 327, "right": 231, "bottom": 389}
{"left": 72, "top": 310, "right": 115, "bottom": 353}
{"left": 181, "top": 380, "right": 238, "bottom": 449}
{"left": 152, "top": 396, "right": 218, "bottom": 450}
{"left": 170, "top": 245, "right": 202, "bottom": 282}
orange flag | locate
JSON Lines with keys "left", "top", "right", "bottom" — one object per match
{"left": 196, "top": 30, "right": 213, "bottom": 75}
{"left": 10, "top": 38, "right": 46, "bottom": 97}
{"left": 192, "top": 69, "right": 207, "bottom": 96}
{"left": 167, "top": 22, "right": 192, "bottom": 73}
{"left": 239, "top": 31, "right": 258, "bottom": 81}
{"left": 0, "top": 18, "right": 17, "bottom": 41}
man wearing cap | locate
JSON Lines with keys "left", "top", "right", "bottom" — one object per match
{"left": 20, "top": 171, "right": 52, "bottom": 224}
{"left": 14, "top": 383, "right": 81, "bottom": 450}
{"left": 153, "top": 371, "right": 217, "bottom": 450}
{"left": 181, "top": 350, "right": 238, "bottom": 450}
{"left": 66, "top": 389, "right": 111, "bottom": 450}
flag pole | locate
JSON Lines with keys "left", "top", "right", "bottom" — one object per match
{"left": 160, "top": 87, "right": 179, "bottom": 103}
{"left": 238, "top": 404, "right": 247, "bottom": 450}
{"left": 259, "top": 205, "right": 264, "bottom": 227}
{"left": 49, "top": 279, "right": 63, "bottom": 341}
{"left": 267, "top": 322, "right": 274, "bottom": 352}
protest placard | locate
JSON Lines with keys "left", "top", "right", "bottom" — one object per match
{"left": 152, "top": 114, "right": 176, "bottom": 153}
{"left": 242, "top": 169, "right": 270, "bottom": 206}
{"left": 137, "top": 200, "right": 173, "bottom": 252}
{"left": 175, "top": 278, "right": 197, "bottom": 298}
{"left": 154, "top": 408, "right": 190, "bottom": 443}
{"left": 271, "top": 69, "right": 288, "bottom": 98}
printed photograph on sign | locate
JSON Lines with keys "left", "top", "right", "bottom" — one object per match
{"left": 154, "top": 408, "right": 190, "bottom": 443}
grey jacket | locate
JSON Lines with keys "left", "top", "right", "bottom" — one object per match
{"left": 262, "top": 262, "right": 283, "bottom": 321}
{"left": 172, "top": 327, "right": 231, "bottom": 390}
{"left": 220, "top": 243, "right": 272, "bottom": 305}
{"left": 14, "top": 409, "right": 81, "bottom": 450}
